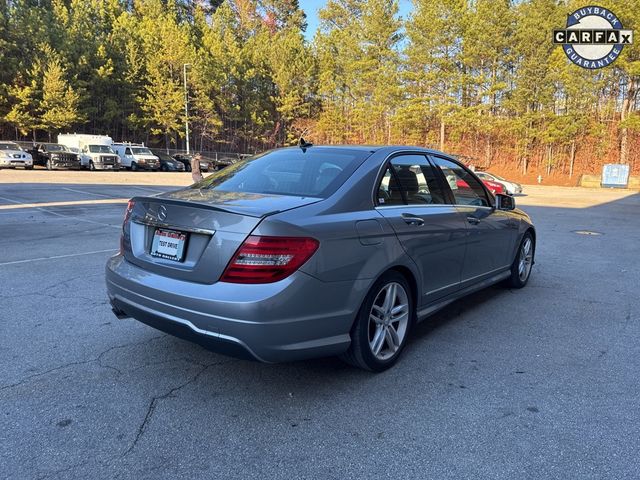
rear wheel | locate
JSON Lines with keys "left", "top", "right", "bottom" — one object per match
{"left": 341, "top": 271, "right": 413, "bottom": 372}
{"left": 506, "top": 232, "right": 534, "bottom": 288}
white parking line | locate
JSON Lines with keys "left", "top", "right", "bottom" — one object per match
{"left": 0, "top": 193, "right": 123, "bottom": 228}
{"left": 61, "top": 187, "right": 116, "bottom": 198}
{"left": 0, "top": 194, "right": 24, "bottom": 205}
{"left": 0, "top": 198, "right": 128, "bottom": 210}
{"left": 0, "top": 249, "right": 118, "bottom": 266}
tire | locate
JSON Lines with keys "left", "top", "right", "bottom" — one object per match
{"left": 505, "top": 231, "right": 534, "bottom": 288}
{"left": 186, "top": 164, "right": 192, "bottom": 172}
{"left": 131, "top": 162, "right": 138, "bottom": 171}
{"left": 46, "top": 159, "right": 53, "bottom": 170}
{"left": 341, "top": 271, "right": 414, "bottom": 372}
{"left": 161, "top": 165, "right": 168, "bottom": 172}
{"left": 89, "top": 161, "right": 95, "bottom": 171}
{"left": 25, "top": 165, "right": 33, "bottom": 170}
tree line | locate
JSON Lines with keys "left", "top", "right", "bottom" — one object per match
{"left": 0, "top": 0, "right": 638, "bottom": 179}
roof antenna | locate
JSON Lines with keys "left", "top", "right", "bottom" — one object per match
{"left": 298, "top": 130, "right": 313, "bottom": 151}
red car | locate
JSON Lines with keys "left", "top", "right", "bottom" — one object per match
{"left": 457, "top": 178, "right": 505, "bottom": 195}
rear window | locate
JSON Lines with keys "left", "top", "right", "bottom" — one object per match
{"left": 193, "top": 148, "right": 370, "bottom": 198}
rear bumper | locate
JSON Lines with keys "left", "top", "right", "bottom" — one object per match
{"left": 106, "top": 254, "right": 369, "bottom": 362}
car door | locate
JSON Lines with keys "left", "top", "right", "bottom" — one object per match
{"left": 375, "top": 154, "right": 467, "bottom": 306}
{"left": 429, "top": 155, "right": 518, "bottom": 286}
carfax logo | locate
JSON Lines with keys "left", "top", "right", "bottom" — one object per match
{"left": 553, "top": 5, "right": 633, "bottom": 69}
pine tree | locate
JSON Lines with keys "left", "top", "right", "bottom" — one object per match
{"left": 403, "top": 0, "right": 467, "bottom": 150}
{"left": 40, "top": 57, "right": 84, "bottom": 137}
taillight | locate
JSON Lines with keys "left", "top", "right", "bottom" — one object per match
{"left": 220, "top": 236, "right": 319, "bottom": 284}
{"left": 120, "top": 200, "right": 135, "bottom": 254}
{"left": 123, "top": 199, "right": 135, "bottom": 227}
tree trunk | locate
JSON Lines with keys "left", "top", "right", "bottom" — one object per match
{"left": 440, "top": 118, "right": 445, "bottom": 151}
{"left": 569, "top": 140, "right": 576, "bottom": 178}
{"left": 620, "top": 77, "right": 638, "bottom": 164}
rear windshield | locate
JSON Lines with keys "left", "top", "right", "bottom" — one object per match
{"left": 193, "top": 148, "right": 370, "bottom": 198}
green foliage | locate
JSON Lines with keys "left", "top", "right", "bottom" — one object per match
{"left": 0, "top": 0, "right": 638, "bottom": 173}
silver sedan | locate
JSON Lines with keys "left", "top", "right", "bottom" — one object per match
{"left": 106, "top": 145, "right": 535, "bottom": 371}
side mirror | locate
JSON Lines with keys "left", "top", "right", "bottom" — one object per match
{"left": 496, "top": 193, "right": 515, "bottom": 211}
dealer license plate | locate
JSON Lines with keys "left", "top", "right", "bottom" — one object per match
{"left": 150, "top": 228, "right": 187, "bottom": 262}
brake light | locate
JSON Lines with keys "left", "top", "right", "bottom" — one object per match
{"left": 123, "top": 199, "right": 135, "bottom": 227}
{"left": 220, "top": 236, "right": 319, "bottom": 284}
{"left": 120, "top": 200, "right": 135, "bottom": 254}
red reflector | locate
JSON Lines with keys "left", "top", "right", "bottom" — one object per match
{"left": 220, "top": 236, "right": 319, "bottom": 284}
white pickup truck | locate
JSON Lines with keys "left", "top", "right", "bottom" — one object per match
{"left": 57, "top": 134, "right": 121, "bottom": 171}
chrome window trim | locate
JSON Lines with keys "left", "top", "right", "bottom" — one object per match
{"left": 371, "top": 149, "right": 447, "bottom": 208}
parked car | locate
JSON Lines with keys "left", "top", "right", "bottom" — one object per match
{"left": 107, "top": 145, "right": 535, "bottom": 372}
{"left": 151, "top": 150, "right": 186, "bottom": 172}
{"left": 0, "top": 141, "right": 33, "bottom": 169}
{"left": 112, "top": 143, "right": 160, "bottom": 171}
{"left": 58, "top": 134, "right": 120, "bottom": 170}
{"left": 480, "top": 178, "right": 505, "bottom": 195}
{"left": 476, "top": 171, "right": 523, "bottom": 195}
{"left": 172, "top": 153, "right": 233, "bottom": 172}
{"left": 442, "top": 168, "right": 505, "bottom": 195}
{"left": 29, "top": 143, "right": 81, "bottom": 170}
{"left": 172, "top": 153, "right": 210, "bottom": 172}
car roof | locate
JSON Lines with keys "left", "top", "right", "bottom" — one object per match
{"left": 276, "top": 145, "right": 455, "bottom": 157}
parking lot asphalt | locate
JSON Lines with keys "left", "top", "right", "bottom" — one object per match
{"left": 0, "top": 177, "right": 639, "bottom": 480}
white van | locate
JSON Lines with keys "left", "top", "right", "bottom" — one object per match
{"left": 57, "top": 134, "right": 120, "bottom": 170}
{"left": 112, "top": 143, "right": 160, "bottom": 171}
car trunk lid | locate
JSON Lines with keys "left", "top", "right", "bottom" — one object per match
{"left": 123, "top": 190, "right": 321, "bottom": 284}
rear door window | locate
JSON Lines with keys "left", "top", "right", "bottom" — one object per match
{"left": 376, "top": 154, "right": 447, "bottom": 206}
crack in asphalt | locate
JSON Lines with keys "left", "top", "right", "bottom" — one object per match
{"left": 0, "top": 272, "right": 103, "bottom": 300}
{"left": 122, "top": 358, "right": 232, "bottom": 457}
{"left": 0, "top": 335, "right": 166, "bottom": 392}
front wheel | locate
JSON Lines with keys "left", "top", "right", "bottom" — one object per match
{"left": 46, "top": 159, "right": 53, "bottom": 170}
{"left": 341, "top": 271, "right": 413, "bottom": 372}
{"left": 506, "top": 232, "right": 534, "bottom": 288}
{"left": 130, "top": 162, "right": 138, "bottom": 171}
{"left": 89, "top": 161, "right": 95, "bottom": 171}
{"left": 25, "top": 165, "right": 33, "bottom": 170}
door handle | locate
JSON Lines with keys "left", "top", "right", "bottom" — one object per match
{"left": 466, "top": 216, "right": 481, "bottom": 225}
{"left": 401, "top": 213, "right": 424, "bottom": 226}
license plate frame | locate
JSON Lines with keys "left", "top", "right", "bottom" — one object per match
{"left": 150, "top": 228, "right": 188, "bottom": 262}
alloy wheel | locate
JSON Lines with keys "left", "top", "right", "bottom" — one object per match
{"left": 518, "top": 237, "right": 533, "bottom": 282}
{"left": 368, "top": 282, "right": 410, "bottom": 361}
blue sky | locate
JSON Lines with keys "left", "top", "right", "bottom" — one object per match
{"left": 299, "top": 0, "right": 413, "bottom": 40}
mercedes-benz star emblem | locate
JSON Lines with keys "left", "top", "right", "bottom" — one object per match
{"left": 157, "top": 205, "right": 167, "bottom": 222}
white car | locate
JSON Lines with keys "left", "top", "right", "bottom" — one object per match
{"left": 476, "top": 171, "right": 522, "bottom": 195}
{"left": 0, "top": 141, "right": 33, "bottom": 169}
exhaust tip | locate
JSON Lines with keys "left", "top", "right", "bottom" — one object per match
{"left": 110, "top": 302, "right": 130, "bottom": 320}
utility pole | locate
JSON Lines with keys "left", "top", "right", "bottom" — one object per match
{"left": 183, "top": 63, "right": 191, "bottom": 155}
